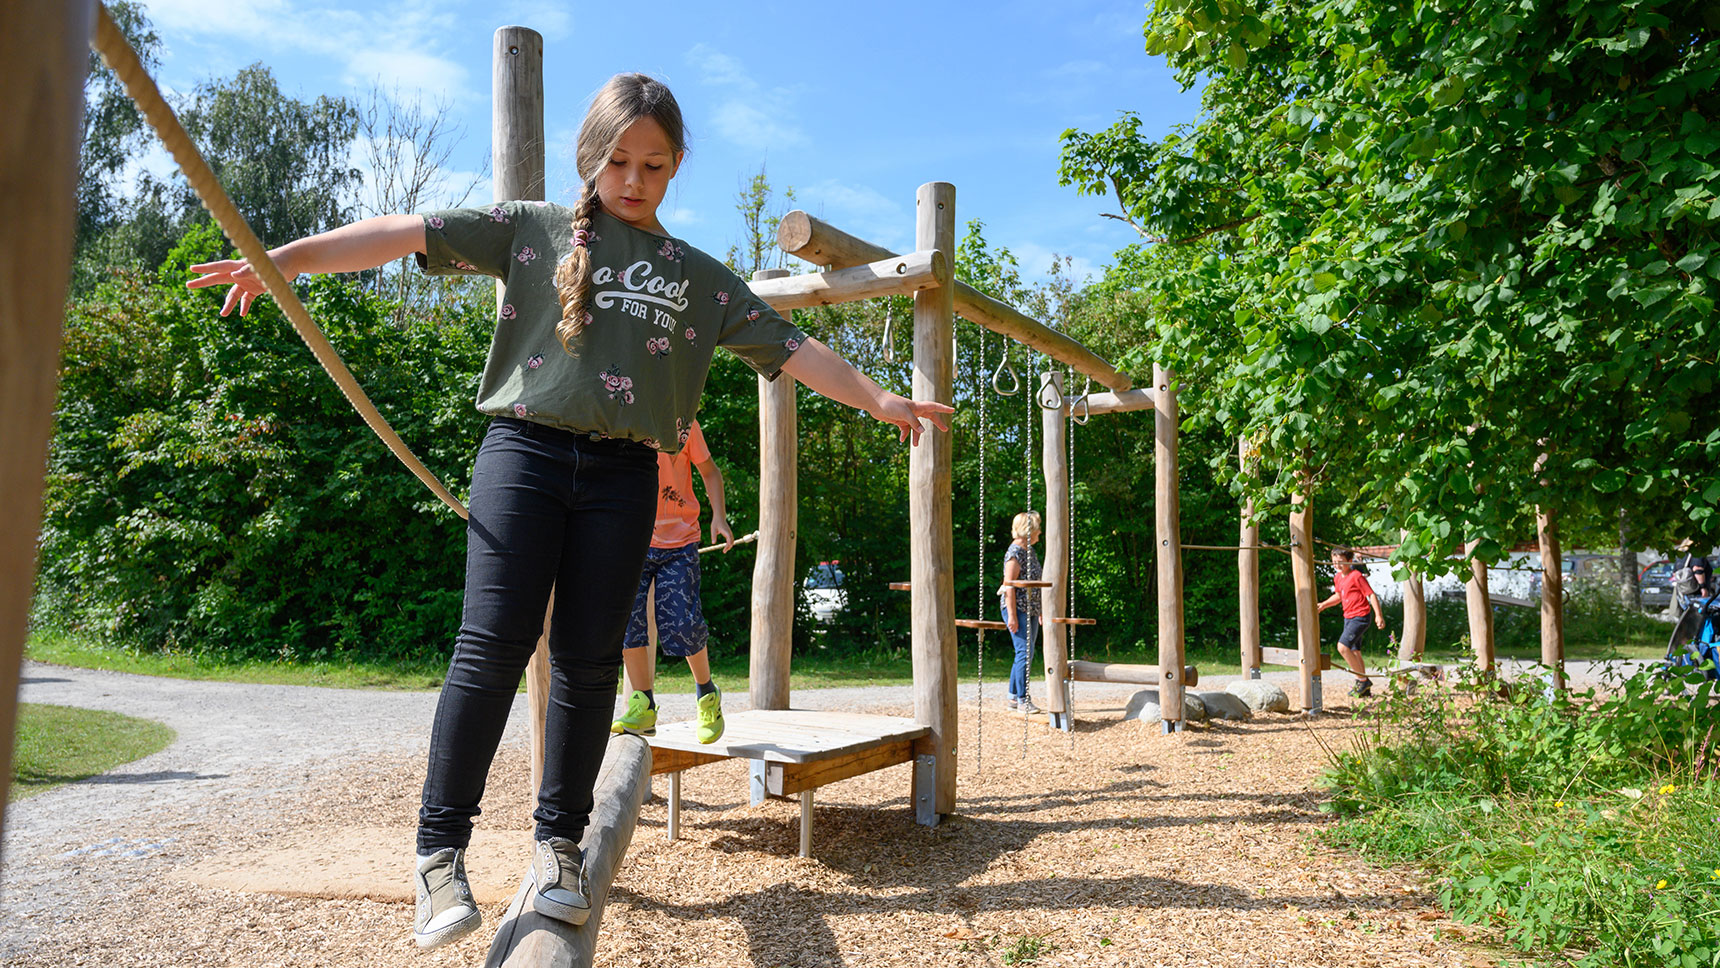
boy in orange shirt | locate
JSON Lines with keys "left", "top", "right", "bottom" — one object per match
{"left": 611, "top": 419, "right": 734, "bottom": 742}
{"left": 1317, "top": 548, "right": 1385, "bottom": 697}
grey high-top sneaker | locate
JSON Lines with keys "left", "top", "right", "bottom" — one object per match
{"left": 412, "top": 847, "right": 481, "bottom": 949}
{"left": 530, "top": 836, "right": 591, "bottom": 925}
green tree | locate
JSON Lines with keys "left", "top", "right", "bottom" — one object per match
{"left": 1059, "top": 0, "right": 1720, "bottom": 578}
{"left": 179, "top": 64, "right": 361, "bottom": 250}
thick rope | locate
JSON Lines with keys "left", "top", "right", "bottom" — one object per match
{"left": 92, "top": 5, "right": 468, "bottom": 518}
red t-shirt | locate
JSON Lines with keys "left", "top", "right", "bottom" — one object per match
{"left": 1335, "top": 568, "right": 1376, "bottom": 619}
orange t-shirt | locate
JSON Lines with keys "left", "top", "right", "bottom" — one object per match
{"left": 651, "top": 420, "right": 710, "bottom": 549}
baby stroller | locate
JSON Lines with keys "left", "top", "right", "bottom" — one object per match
{"left": 1663, "top": 558, "right": 1720, "bottom": 681}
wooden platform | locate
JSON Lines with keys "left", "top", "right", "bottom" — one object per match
{"left": 645, "top": 709, "right": 932, "bottom": 857}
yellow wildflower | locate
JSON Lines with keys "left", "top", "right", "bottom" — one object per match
{"left": 1659, "top": 784, "right": 1677, "bottom": 795}
{"left": 1554, "top": 801, "right": 1564, "bottom": 808}
{"left": 1656, "top": 880, "right": 1668, "bottom": 890}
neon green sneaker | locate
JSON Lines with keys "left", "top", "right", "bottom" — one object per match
{"left": 610, "top": 690, "right": 656, "bottom": 736}
{"left": 696, "top": 685, "right": 725, "bottom": 744}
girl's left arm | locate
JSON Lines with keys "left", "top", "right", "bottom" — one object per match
{"left": 779, "top": 337, "right": 953, "bottom": 445}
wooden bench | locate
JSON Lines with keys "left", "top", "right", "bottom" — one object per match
{"left": 646, "top": 709, "right": 932, "bottom": 858}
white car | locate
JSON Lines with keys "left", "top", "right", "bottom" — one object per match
{"left": 802, "top": 561, "right": 847, "bottom": 623}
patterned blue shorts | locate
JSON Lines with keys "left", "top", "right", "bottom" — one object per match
{"left": 623, "top": 542, "right": 708, "bottom": 657}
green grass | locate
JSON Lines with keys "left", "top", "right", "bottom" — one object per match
{"left": 27, "top": 629, "right": 449, "bottom": 690}
{"left": 11, "top": 702, "right": 176, "bottom": 800}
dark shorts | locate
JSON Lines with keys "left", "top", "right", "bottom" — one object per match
{"left": 623, "top": 542, "right": 708, "bottom": 657}
{"left": 1338, "top": 616, "right": 1371, "bottom": 650}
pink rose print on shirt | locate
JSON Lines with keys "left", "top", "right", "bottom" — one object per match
{"left": 427, "top": 216, "right": 445, "bottom": 229}
{"left": 711, "top": 290, "right": 730, "bottom": 306}
{"left": 676, "top": 417, "right": 691, "bottom": 445}
{"left": 597, "top": 368, "right": 636, "bottom": 405}
{"left": 516, "top": 246, "right": 537, "bottom": 264}
{"left": 450, "top": 260, "right": 479, "bottom": 271}
{"left": 647, "top": 336, "right": 671, "bottom": 357}
{"left": 527, "top": 354, "right": 544, "bottom": 369}
{"left": 513, "top": 403, "right": 530, "bottom": 418}
{"left": 746, "top": 308, "right": 761, "bottom": 322}
{"left": 656, "top": 239, "right": 684, "bottom": 261}
{"left": 488, "top": 206, "right": 510, "bottom": 222}
{"left": 499, "top": 304, "right": 517, "bottom": 320}
{"left": 784, "top": 337, "right": 801, "bottom": 351}
{"left": 683, "top": 327, "right": 697, "bottom": 342}
{"left": 642, "top": 437, "right": 661, "bottom": 450}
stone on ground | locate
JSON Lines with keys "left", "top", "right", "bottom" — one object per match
{"left": 1192, "top": 690, "right": 1252, "bottom": 721}
{"left": 1225, "top": 680, "right": 1290, "bottom": 713}
{"left": 1122, "top": 689, "right": 1208, "bottom": 724}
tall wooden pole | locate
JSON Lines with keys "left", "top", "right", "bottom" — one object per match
{"left": 1398, "top": 528, "right": 1426, "bottom": 662}
{"left": 750, "top": 267, "right": 796, "bottom": 711}
{"left": 0, "top": 0, "right": 94, "bottom": 855}
{"left": 1290, "top": 474, "right": 1321, "bottom": 714}
{"left": 1538, "top": 509, "right": 1565, "bottom": 693}
{"left": 492, "top": 26, "right": 552, "bottom": 792}
{"left": 1238, "top": 436, "right": 1261, "bottom": 678}
{"left": 1154, "top": 365, "right": 1187, "bottom": 732}
{"left": 909, "top": 182, "right": 956, "bottom": 819}
{"left": 1040, "top": 372, "right": 1070, "bottom": 729}
{"left": 1464, "top": 538, "right": 1496, "bottom": 674}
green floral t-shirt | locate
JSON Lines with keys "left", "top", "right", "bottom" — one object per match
{"left": 416, "top": 201, "right": 805, "bottom": 453}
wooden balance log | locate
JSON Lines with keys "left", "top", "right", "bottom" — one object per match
{"left": 1067, "top": 661, "right": 1200, "bottom": 688}
{"left": 484, "top": 733, "right": 651, "bottom": 968}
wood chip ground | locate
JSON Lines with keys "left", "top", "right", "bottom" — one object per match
{"left": 6, "top": 693, "right": 1490, "bottom": 967}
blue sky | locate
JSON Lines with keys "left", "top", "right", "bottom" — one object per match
{"left": 133, "top": 0, "right": 1200, "bottom": 286}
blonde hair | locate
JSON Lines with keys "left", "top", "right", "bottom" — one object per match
{"left": 1011, "top": 511, "right": 1042, "bottom": 539}
{"left": 553, "top": 73, "right": 688, "bottom": 354}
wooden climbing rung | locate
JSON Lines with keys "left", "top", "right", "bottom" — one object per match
{"left": 954, "top": 619, "right": 1008, "bottom": 631}
{"left": 1259, "top": 646, "right": 1333, "bottom": 670}
{"left": 887, "top": 582, "right": 912, "bottom": 591}
{"left": 1050, "top": 617, "right": 1096, "bottom": 626}
{"left": 1001, "top": 579, "right": 1052, "bottom": 588}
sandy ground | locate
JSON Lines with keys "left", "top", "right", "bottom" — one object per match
{"left": 0, "top": 660, "right": 1593, "bottom": 967}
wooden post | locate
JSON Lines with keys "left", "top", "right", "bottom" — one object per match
{"left": 1289, "top": 475, "right": 1321, "bottom": 714}
{"left": 1154, "top": 365, "right": 1187, "bottom": 732}
{"left": 484, "top": 735, "right": 651, "bottom": 968}
{"left": 1464, "top": 538, "right": 1495, "bottom": 674}
{"left": 0, "top": 0, "right": 94, "bottom": 850}
{"left": 492, "top": 27, "right": 545, "bottom": 202}
{"left": 1040, "top": 372, "right": 1070, "bottom": 729}
{"left": 909, "top": 182, "right": 956, "bottom": 820}
{"left": 1398, "top": 528, "right": 1426, "bottom": 662}
{"left": 1538, "top": 508, "right": 1565, "bottom": 693}
{"left": 491, "top": 25, "right": 552, "bottom": 791}
{"left": 1237, "top": 436, "right": 1261, "bottom": 678}
{"left": 750, "top": 267, "right": 795, "bottom": 712}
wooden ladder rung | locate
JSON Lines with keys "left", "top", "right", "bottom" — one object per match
{"left": 1001, "top": 580, "right": 1052, "bottom": 588}
{"left": 887, "top": 582, "right": 912, "bottom": 591}
{"left": 954, "top": 619, "right": 1008, "bottom": 631}
{"left": 1050, "top": 617, "right": 1096, "bottom": 626}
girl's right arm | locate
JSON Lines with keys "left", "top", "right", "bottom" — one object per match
{"left": 186, "top": 214, "right": 426, "bottom": 317}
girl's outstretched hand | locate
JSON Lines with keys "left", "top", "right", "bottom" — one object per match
{"left": 873, "top": 394, "right": 955, "bottom": 446}
{"left": 186, "top": 259, "right": 286, "bottom": 317}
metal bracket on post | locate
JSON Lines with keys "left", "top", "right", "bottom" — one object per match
{"left": 1048, "top": 711, "right": 1069, "bottom": 731}
{"left": 1247, "top": 666, "right": 1262, "bottom": 680}
{"left": 1311, "top": 676, "right": 1323, "bottom": 715}
{"left": 913, "top": 754, "right": 939, "bottom": 827}
{"left": 1160, "top": 718, "right": 1185, "bottom": 734}
{"left": 749, "top": 759, "right": 767, "bottom": 806}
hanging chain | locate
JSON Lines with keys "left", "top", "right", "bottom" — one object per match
{"left": 975, "top": 328, "right": 987, "bottom": 774}
{"left": 1067, "top": 367, "right": 1078, "bottom": 748}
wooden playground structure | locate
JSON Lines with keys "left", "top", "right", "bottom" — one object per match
{"left": 0, "top": 7, "right": 1575, "bottom": 966}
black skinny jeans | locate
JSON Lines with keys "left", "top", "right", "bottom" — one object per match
{"left": 417, "top": 418, "right": 657, "bottom": 852}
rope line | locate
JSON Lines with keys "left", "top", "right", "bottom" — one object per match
{"left": 92, "top": 5, "right": 468, "bottom": 519}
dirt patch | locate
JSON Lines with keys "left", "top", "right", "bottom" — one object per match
{"left": 5, "top": 694, "right": 1476, "bottom": 967}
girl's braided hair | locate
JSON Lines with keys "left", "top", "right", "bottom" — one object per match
{"left": 553, "top": 73, "right": 688, "bottom": 355}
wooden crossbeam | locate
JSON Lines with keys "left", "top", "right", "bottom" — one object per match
{"left": 747, "top": 249, "right": 947, "bottom": 311}
{"left": 1260, "top": 646, "right": 1333, "bottom": 670}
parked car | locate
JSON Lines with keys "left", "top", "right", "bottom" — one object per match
{"left": 1640, "top": 560, "right": 1676, "bottom": 611}
{"left": 802, "top": 560, "right": 846, "bottom": 623}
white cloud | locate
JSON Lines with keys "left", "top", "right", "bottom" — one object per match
{"left": 800, "top": 180, "right": 911, "bottom": 252}
{"left": 684, "top": 42, "right": 804, "bottom": 150}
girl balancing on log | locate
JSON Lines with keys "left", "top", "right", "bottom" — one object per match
{"left": 188, "top": 73, "right": 952, "bottom": 951}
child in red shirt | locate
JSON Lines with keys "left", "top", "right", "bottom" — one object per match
{"left": 1317, "top": 548, "right": 1385, "bottom": 697}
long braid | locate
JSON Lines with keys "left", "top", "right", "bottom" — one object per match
{"left": 554, "top": 180, "right": 600, "bottom": 354}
